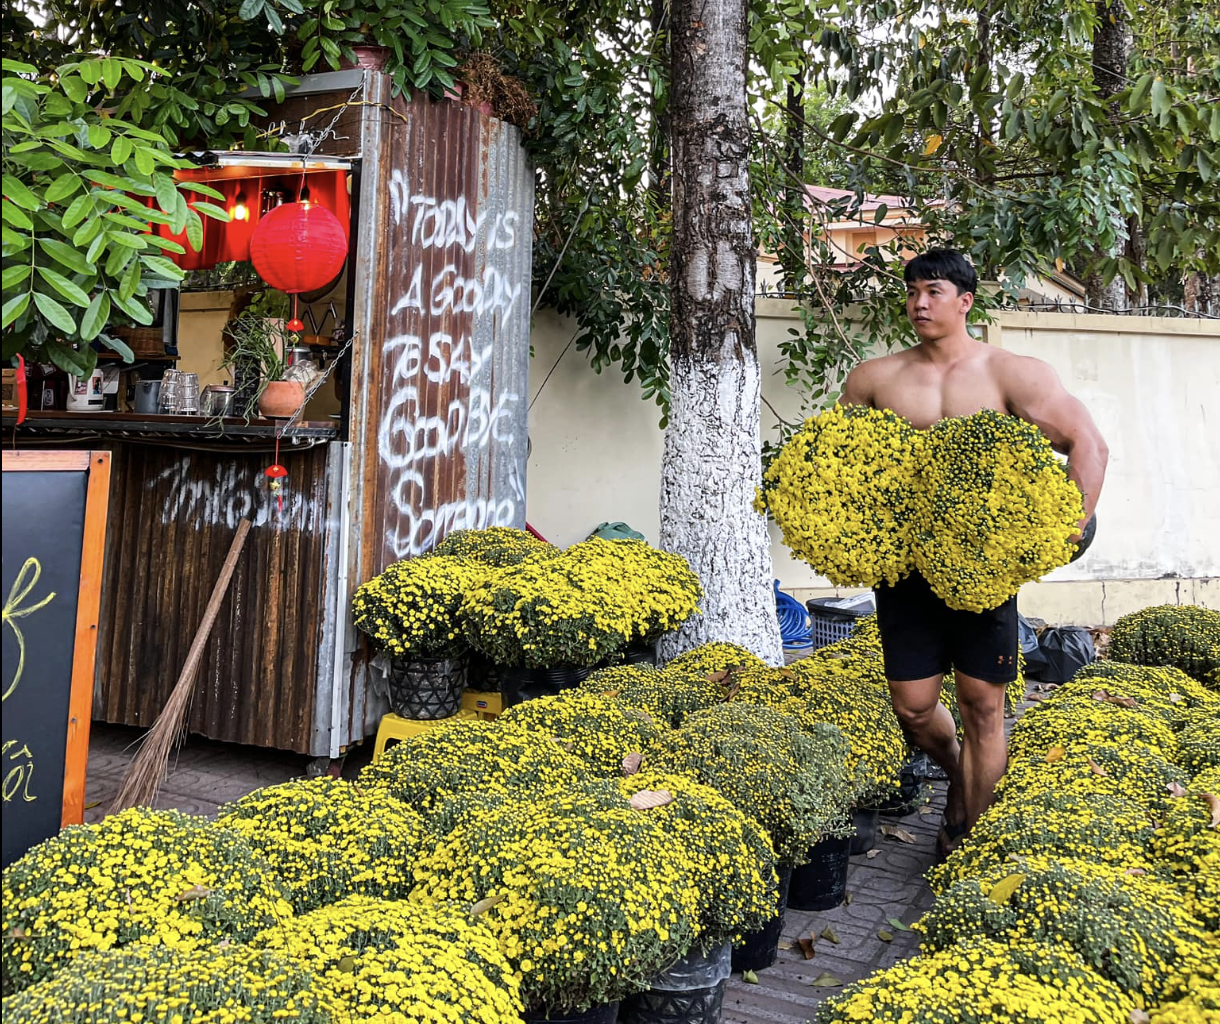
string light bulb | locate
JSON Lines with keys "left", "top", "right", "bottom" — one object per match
{"left": 232, "top": 190, "right": 249, "bottom": 221}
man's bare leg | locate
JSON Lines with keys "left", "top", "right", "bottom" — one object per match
{"left": 953, "top": 669, "right": 1009, "bottom": 831}
{"left": 886, "top": 675, "right": 965, "bottom": 831}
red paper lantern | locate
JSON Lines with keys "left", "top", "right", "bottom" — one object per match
{"left": 249, "top": 202, "right": 348, "bottom": 330}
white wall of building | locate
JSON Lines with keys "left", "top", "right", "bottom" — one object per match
{"left": 526, "top": 301, "right": 1220, "bottom": 625}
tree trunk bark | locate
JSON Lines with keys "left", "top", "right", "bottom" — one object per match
{"left": 1086, "top": 0, "right": 1133, "bottom": 310}
{"left": 660, "top": 0, "right": 783, "bottom": 665}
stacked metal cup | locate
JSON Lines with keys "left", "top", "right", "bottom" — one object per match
{"left": 179, "top": 372, "right": 200, "bottom": 415}
{"left": 158, "top": 370, "right": 182, "bottom": 414}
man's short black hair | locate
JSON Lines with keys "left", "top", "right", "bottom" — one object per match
{"left": 904, "top": 249, "right": 978, "bottom": 296}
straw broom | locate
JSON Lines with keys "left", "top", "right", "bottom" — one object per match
{"left": 110, "top": 518, "right": 252, "bottom": 813}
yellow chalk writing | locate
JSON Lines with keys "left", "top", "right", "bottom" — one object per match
{"left": 2, "top": 557, "right": 56, "bottom": 702}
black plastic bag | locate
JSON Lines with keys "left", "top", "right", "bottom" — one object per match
{"left": 1036, "top": 626, "right": 1095, "bottom": 683}
{"left": 1019, "top": 614, "right": 1049, "bottom": 678}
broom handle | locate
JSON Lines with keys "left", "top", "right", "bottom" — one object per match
{"left": 173, "top": 518, "right": 252, "bottom": 694}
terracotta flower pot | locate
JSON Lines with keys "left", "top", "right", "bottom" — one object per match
{"left": 258, "top": 380, "right": 306, "bottom": 419}
{"left": 339, "top": 44, "right": 391, "bottom": 71}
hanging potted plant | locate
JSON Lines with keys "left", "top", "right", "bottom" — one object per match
{"left": 219, "top": 313, "right": 312, "bottom": 421}
{"left": 352, "top": 555, "right": 488, "bottom": 719}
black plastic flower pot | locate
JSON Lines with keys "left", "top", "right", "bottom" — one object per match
{"left": 623, "top": 643, "right": 660, "bottom": 666}
{"left": 619, "top": 982, "right": 727, "bottom": 1024}
{"left": 500, "top": 663, "right": 595, "bottom": 706}
{"left": 387, "top": 653, "right": 468, "bottom": 719}
{"left": 525, "top": 1001, "right": 620, "bottom": 1024}
{"left": 869, "top": 752, "right": 929, "bottom": 817}
{"left": 731, "top": 865, "right": 792, "bottom": 973}
{"left": 849, "top": 806, "right": 879, "bottom": 855}
{"left": 788, "top": 833, "right": 851, "bottom": 911}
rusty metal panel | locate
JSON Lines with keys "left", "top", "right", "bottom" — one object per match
{"left": 359, "top": 92, "right": 534, "bottom": 568}
{"left": 91, "top": 440, "right": 334, "bottom": 754}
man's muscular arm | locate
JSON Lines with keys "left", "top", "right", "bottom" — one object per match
{"left": 1005, "top": 355, "right": 1109, "bottom": 530}
{"left": 840, "top": 363, "right": 874, "bottom": 407}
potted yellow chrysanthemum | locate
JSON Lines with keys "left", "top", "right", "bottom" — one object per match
{"left": 352, "top": 555, "right": 488, "bottom": 718}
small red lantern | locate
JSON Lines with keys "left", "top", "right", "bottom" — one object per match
{"left": 264, "top": 462, "right": 289, "bottom": 511}
{"left": 249, "top": 202, "right": 347, "bottom": 332}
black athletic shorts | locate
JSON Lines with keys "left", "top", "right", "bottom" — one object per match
{"left": 874, "top": 572, "right": 1018, "bottom": 684}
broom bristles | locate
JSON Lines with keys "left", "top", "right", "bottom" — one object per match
{"left": 108, "top": 519, "right": 252, "bottom": 815}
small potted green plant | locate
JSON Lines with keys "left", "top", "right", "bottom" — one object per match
{"left": 352, "top": 555, "right": 489, "bottom": 719}
{"left": 219, "top": 313, "right": 309, "bottom": 420}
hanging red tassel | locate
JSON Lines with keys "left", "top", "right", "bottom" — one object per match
{"left": 265, "top": 436, "right": 288, "bottom": 512}
{"left": 286, "top": 294, "right": 305, "bottom": 334}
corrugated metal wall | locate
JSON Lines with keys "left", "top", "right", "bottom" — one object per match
{"left": 91, "top": 441, "right": 338, "bottom": 753}
{"left": 357, "top": 91, "right": 533, "bottom": 570}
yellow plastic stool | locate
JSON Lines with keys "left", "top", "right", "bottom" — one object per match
{"left": 373, "top": 710, "right": 477, "bottom": 760}
{"left": 461, "top": 689, "right": 503, "bottom": 719}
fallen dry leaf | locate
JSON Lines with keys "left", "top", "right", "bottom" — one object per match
{"left": 886, "top": 917, "right": 911, "bottom": 931}
{"left": 1026, "top": 693, "right": 1046, "bottom": 702}
{"left": 917, "top": 804, "right": 937, "bottom": 817}
{"left": 778, "top": 940, "right": 793, "bottom": 950}
{"left": 820, "top": 925, "right": 840, "bottom": 944}
{"left": 1166, "top": 781, "right": 1187, "bottom": 798}
{"left": 810, "top": 972, "right": 844, "bottom": 988}
{"left": 1169, "top": 693, "right": 1184, "bottom": 704}
{"left": 175, "top": 884, "right": 214, "bottom": 902}
{"left": 337, "top": 954, "right": 357, "bottom": 974}
{"left": 707, "top": 669, "right": 730, "bottom": 685}
{"left": 866, "top": 848, "right": 882, "bottom": 859}
{"left": 987, "top": 873, "right": 1027, "bottom": 905}
{"left": 1045, "top": 745, "right": 1065, "bottom": 762}
{"left": 843, "top": 891, "right": 853, "bottom": 905}
{"left": 470, "top": 893, "right": 506, "bottom": 916}
{"left": 1202, "top": 792, "right": 1220, "bottom": 829}
{"left": 877, "top": 929, "right": 893, "bottom": 942}
{"left": 1130, "top": 1010, "right": 1151, "bottom": 1024}
{"left": 1091, "top": 689, "right": 1111, "bottom": 701}
{"left": 880, "top": 824, "right": 918, "bottom": 844}
{"left": 1088, "top": 759, "right": 1109, "bottom": 777}
{"left": 621, "top": 752, "right": 643, "bottom": 776}
{"left": 741, "top": 969, "right": 759, "bottom": 985}
{"left": 1124, "top": 868, "right": 1147, "bottom": 876}
{"left": 797, "top": 937, "right": 815, "bottom": 959}
{"left": 629, "top": 789, "right": 673, "bottom": 811}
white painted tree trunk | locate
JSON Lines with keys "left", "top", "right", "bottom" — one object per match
{"left": 659, "top": 0, "right": 784, "bottom": 666}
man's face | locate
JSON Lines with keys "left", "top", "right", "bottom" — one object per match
{"left": 905, "top": 277, "right": 973, "bottom": 340}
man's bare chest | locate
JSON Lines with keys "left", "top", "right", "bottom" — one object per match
{"left": 870, "top": 369, "right": 1009, "bottom": 430}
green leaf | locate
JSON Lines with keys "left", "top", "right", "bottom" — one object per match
{"left": 2, "top": 263, "right": 31, "bottom": 289}
{"left": 87, "top": 124, "right": 112, "bottom": 149}
{"left": 1150, "top": 77, "right": 1168, "bottom": 120}
{"left": 1, "top": 290, "right": 31, "bottom": 329}
{"left": 1129, "top": 73, "right": 1154, "bottom": 111}
{"left": 741, "top": 970, "right": 759, "bottom": 985}
{"left": 118, "top": 256, "right": 141, "bottom": 301}
{"left": 33, "top": 289, "right": 79, "bottom": 334}
{"left": 111, "top": 290, "right": 154, "bottom": 324}
{"left": 111, "top": 135, "right": 133, "bottom": 166}
{"left": 238, "top": 0, "right": 265, "bottom": 19}
{"left": 139, "top": 254, "right": 182, "bottom": 280}
{"left": 101, "top": 58, "right": 123, "bottom": 92}
{"left": 2, "top": 200, "right": 34, "bottom": 229}
{"left": 886, "top": 917, "right": 911, "bottom": 931}
{"left": 99, "top": 332, "right": 135, "bottom": 362}
{"left": 38, "top": 265, "right": 91, "bottom": 307}
{"left": 60, "top": 75, "right": 88, "bottom": 104}
{"left": 191, "top": 201, "right": 231, "bottom": 221}
{"left": 38, "top": 237, "right": 94, "bottom": 275}
{"left": 79, "top": 291, "right": 111, "bottom": 341}
{"left": 46, "top": 339, "right": 94, "bottom": 376}
{"left": 44, "top": 173, "right": 81, "bottom": 204}
{"left": 2, "top": 174, "right": 41, "bottom": 211}
{"left": 62, "top": 193, "right": 94, "bottom": 230}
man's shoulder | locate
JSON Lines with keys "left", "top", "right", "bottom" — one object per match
{"left": 851, "top": 349, "right": 914, "bottom": 379}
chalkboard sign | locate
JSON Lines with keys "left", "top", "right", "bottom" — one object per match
{"left": 2, "top": 451, "right": 110, "bottom": 868}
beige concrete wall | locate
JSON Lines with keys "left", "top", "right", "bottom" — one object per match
{"left": 526, "top": 303, "right": 1219, "bottom": 625}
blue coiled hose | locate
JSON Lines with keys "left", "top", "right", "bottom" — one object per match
{"left": 774, "top": 579, "right": 813, "bottom": 649}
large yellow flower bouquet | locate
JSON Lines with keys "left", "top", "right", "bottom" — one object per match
{"left": 757, "top": 403, "right": 922, "bottom": 588}
{"left": 431, "top": 526, "right": 559, "bottom": 566}
{"left": 757, "top": 406, "right": 1083, "bottom": 611}
{"left": 352, "top": 554, "right": 488, "bottom": 657}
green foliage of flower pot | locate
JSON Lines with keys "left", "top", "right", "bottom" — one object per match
{"left": 499, "top": 690, "right": 663, "bottom": 774}
{"left": 461, "top": 538, "right": 701, "bottom": 668}
{"left": 1007, "top": 697, "right": 1181, "bottom": 763}
{"left": 618, "top": 771, "right": 779, "bottom": 948}
{"left": 582, "top": 662, "right": 727, "bottom": 728}
{"left": 1, "top": 808, "right": 292, "bottom": 994}
{"left": 1048, "top": 663, "right": 1219, "bottom": 722}
{"left": 415, "top": 781, "right": 700, "bottom": 1014}
{"left": 1174, "top": 708, "right": 1220, "bottom": 776}
{"left": 917, "top": 856, "right": 1207, "bottom": 998}
{"left": 216, "top": 776, "right": 431, "bottom": 913}
{"left": 664, "top": 641, "right": 766, "bottom": 675}
{"left": 430, "top": 526, "right": 560, "bottom": 566}
{"left": 352, "top": 555, "right": 488, "bottom": 657}
{"left": 815, "top": 938, "right": 1137, "bottom": 1024}
{"left": 255, "top": 895, "right": 524, "bottom": 1024}
{"left": 646, "top": 703, "right": 853, "bottom": 864}
{"left": 355, "top": 718, "right": 584, "bottom": 822}
{"left": 1, "top": 943, "right": 335, "bottom": 1023}
{"left": 929, "top": 790, "right": 1157, "bottom": 893}
{"left": 1151, "top": 788, "right": 1220, "bottom": 931}
{"left": 1107, "top": 604, "right": 1220, "bottom": 687}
